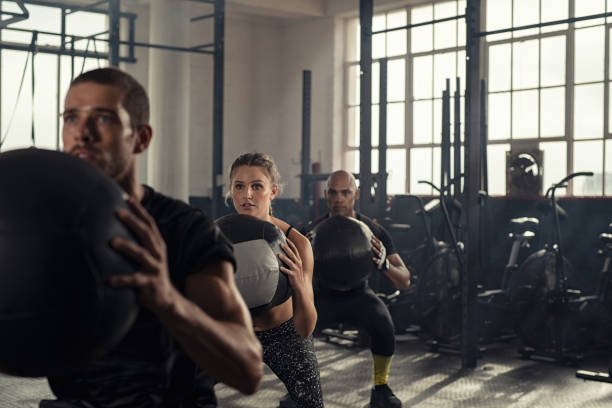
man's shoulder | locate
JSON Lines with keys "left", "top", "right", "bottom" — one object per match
{"left": 303, "top": 213, "right": 330, "bottom": 233}
{"left": 356, "top": 212, "right": 379, "bottom": 228}
{"left": 142, "top": 185, "right": 211, "bottom": 228}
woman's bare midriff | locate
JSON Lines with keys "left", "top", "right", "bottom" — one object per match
{"left": 253, "top": 297, "right": 293, "bottom": 332}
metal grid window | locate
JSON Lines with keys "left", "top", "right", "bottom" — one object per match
{"left": 485, "top": 0, "right": 612, "bottom": 196}
{"left": 345, "top": 0, "right": 612, "bottom": 196}
{"left": 344, "top": 0, "right": 466, "bottom": 195}
{"left": 0, "top": 1, "right": 108, "bottom": 152}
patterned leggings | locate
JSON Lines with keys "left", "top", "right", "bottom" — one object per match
{"left": 256, "top": 318, "right": 324, "bottom": 408}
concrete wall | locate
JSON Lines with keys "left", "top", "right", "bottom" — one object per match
{"left": 187, "top": 11, "right": 344, "bottom": 200}
{"left": 119, "top": 2, "right": 357, "bottom": 200}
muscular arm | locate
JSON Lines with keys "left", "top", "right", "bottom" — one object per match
{"left": 110, "top": 197, "right": 263, "bottom": 395}
{"left": 383, "top": 253, "right": 412, "bottom": 290}
{"left": 271, "top": 218, "right": 317, "bottom": 338}
{"left": 155, "top": 260, "right": 264, "bottom": 395}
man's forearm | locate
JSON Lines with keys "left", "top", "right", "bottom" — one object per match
{"left": 156, "top": 291, "right": 263, "bottom": 395}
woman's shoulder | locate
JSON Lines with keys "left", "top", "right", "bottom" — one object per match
{"left": 270, "top": 217, "right": 310, "bottom": 246}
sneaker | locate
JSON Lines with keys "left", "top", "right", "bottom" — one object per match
{"left": 370, "top": 384, "right": 402, "bottom": 408}
{"left": 279, "top": 393, "right": 296, "bottom": 408}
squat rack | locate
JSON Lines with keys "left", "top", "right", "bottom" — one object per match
{"left": 0, "top": 0, "right": 226, "bottom": 217}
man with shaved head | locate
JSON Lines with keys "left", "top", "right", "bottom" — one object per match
{"left": 304, "top": 170, "right": 411, "bottom": 408}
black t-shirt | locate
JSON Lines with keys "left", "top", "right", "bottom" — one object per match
{"left": 46, "top": 185, "right": 235, "bottom": 408}
{"left": 304, "top": 212, "right": 396, "bottom": 256}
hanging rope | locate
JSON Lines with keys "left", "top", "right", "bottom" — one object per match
{"left": 0, "top": 31, "right": 37, "bottom": 150}
{"left": 80, "top": 37, "right": 92, "bottom": 75}
{"left": 91, "top": 36, "right": 102, "bottom": 68}
{"left": 30, "top": 31, "right": 37, "bottom": 146}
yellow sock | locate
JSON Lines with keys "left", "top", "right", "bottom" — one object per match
{"left": 372, "top": 354, "right": 392, "bottom": 386}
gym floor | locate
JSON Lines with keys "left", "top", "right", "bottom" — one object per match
{"left": 2, "top": 333, "right": 611, "bottom": 408}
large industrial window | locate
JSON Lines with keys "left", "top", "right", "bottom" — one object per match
{"left": 344, "top": 0, "right": 466, "bottom": 195}
{"left": 345, "top": 0, "right": 612, "bottom": 197}
{"left": 0, "top": 2, "right": 108, "bottom": 152}
{"left": 486, "top": 0, "right": 612, "bottom": 196}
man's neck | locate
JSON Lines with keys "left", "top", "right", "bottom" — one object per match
{"left": 117, "top": 172, "right": 144, "bottom": 201}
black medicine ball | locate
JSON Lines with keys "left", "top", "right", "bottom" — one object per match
{"left": 0, "top": 148, "right": 139, "bottom": 377}
{"left": 216, "top": 214, "right": 292, "bottom": 317}
{"left": 310, "top": 215, "right": 376, "bottom": 291}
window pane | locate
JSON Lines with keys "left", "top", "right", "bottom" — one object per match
{"left": 433, "top": 146, "right": 441, "bottom": 191}
{"left": 411, "top": 5, "right": 433, "bottom": 53}
{"left": 541, "top": 0, "right": 568, "bottom": 32}
{"left": 372, "top": 62, "right": 380, "bottom": 104}
{"left": 434, "top": 52, "right": 456, "bottom": 97}
{"left": 373, "top": 33, "right": 386, "bottom": 59}
{"left": 413, "top": 100, "right": 433, "bottom": 144}
{"left": 458, "top": 1, "right": 466, "bottom": 46}
{"left": 486, "top": 0, "right": 512, "bottom": 41}
{"left": 540, "top": 87, "right": 565, "bottom": 137}
{"left": 488, "top": 43, "right": 511, "bottom": 91}
{"left": 575, "top": 26, "right": 604, "bottom": 83}
{"left": 345, "top": 150, "right": 359, "bottom": 173}
{"left": 434, "top": 1, "right": 457, "bottom": 50}
{"left": 3, "top": 5, "right": 61, "bottom": 46}
{"left": 434, "top": 1, "right": 456, "bottom": 18}
{"left": 34, "top": 53, "right": 58, "bottom": 150}
{"left": 513, "top": 0, "right": 539, "bottom": 38}
{"left": 410, "top": 147, "right": 433, "bottom": 194}
{"left": 606, "top": 140, "right": 612, "bottom": 194}
{"left": 487, "top": 144, "right": 511, "bottom": 195}
{"left": 67, "top": 11, "right": 108, "bottom": 52}
{"left": 434, "top": 20, "right": 457, "bottom": 50}
{"left": 512, "top": 90, "right": 538, "bottom": 139}
{"left": 388, "top": 59, "right": 405, "bottom": 102}
{"left": 387, "top": 29, "right": 407, "bottom": 57}
{"left": 1, "top": 50, "right": 32, "bottom": 151}
{"left": 344, "top": 150, "right": 379, "bottom": 174}
{"left": 413, "top": 55, "right": 432, "bottom": 99}
{"left": 539, "top": 141, "right": 567, "bottom": 195}
{"left": 513, "top": 40, "right": 539, "bottom": 89}
{"left": 372, "top": 105, "right": 379, "bottom": 147}
{"left": 73, "top": 56, "right": 105, "bottom": 78}
{"left": 347, "top": 106, "right": 359, "bottom": 147}
{"left": 488, "top": 92, "right": 511, "bottom": 140}
{"left": 609, "top": 28, "right": 612, "bottom": 79}
{"left": 457, "top": 51, "right": 466, "bottom": 95}
{"left": 574, "top": 83, "right": 603, "bottom": 139}
{"left": 433, "top": 98, "right": 442, "bottom": 144}
{"left": 348, "top": 64, "right": 360, "bottom": 105}
{"left": 373, "top": 14, "right": 386, "bottom": 32}
{"left": 387, "top": 10, "right": 407, "bottom": 29}
{"left": 346, "top": 19, "right": 360, "bottom": 61}
{"left": 573, "top": 140, "right": 604, "bottom": 195}
{"left": 387, "top": 102, "right": 405, "bottom": 145}
{"left": 541, "top": 36, "right": 566, "bottom": 87}
{"left": 387, "top": 148, "right": 407, "bottom": 194}
{"left": 575, "top": 0, "right": 605, "bottom": 28}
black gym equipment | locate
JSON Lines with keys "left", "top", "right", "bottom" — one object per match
{"left": 412, "top": 177, "right": 465, "bottom": 349}
{"left": 576, "top": 224, "right": 612, "bottom": 382}
{"left": 310, "top": 215, "right": 377, "bottom": 291}
{"left": 0, "top": 148, "right": 139, "bottom": 377}
{"left": 508, "top": 172, "right": 595, "bottom": 363}
{"left": 415, "top": 177, "right": 541, "bottom": 349}
{"left": 215, "top": 213, "right": 291, "bottom": 317}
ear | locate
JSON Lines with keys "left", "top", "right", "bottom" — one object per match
{"left": 355, "top": 188, "right": 360, "bottom": 200}
{"left": 270, "top": 184, "right": 278, "bottom": 200}
{"left": 133, "top": 124, "right": 153, "bottom": 154}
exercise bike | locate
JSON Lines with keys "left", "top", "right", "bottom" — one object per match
{"left": 576, "top": 223, "right": 612, "bottom": 381}
{"left": 508, "top": 171, "right": 595, "bottom": 363}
